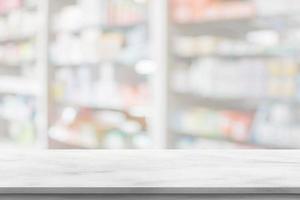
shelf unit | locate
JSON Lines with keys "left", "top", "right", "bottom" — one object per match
{"left": 0, "top": 0, "right": 48, "bottom": 149}
{"left": 47, "top": 0, "right": 157, "bottom": 149}
{"left": 1, "top": 0, "right": 300, "bottom": 149}
{"left": 167, "top": 0, "right": 300, "bottom": 149}
{"left": 0, "top": 0, "right": 169, "bottom": 150}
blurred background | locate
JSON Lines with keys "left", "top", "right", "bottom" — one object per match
{"left": 0, "top": 0, "right": 300, "bottom": 149}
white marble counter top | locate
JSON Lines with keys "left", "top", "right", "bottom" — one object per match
{"left": 0, "top": 150, "right": 299, "bottom": 194}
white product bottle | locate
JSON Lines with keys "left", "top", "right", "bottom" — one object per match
{"left": 94, "top": 63, "right": 123, "bottom": 109}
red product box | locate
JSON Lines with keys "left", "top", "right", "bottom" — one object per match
{"left": 221, "top": 111, "right": 253, "bottom": 142}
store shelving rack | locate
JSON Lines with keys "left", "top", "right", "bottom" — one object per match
{"left": 45, "top": 0, "right": 169, "bottom": 149}
{"left": 1, "top": 0, "right": 299, "bottom": 149}
{"left": 167, "top": 0, "right": 300, "bottom": 149}
{"left": 0, "top": 0, "right": 49, "bottom": 149}
{"left": 0, "top": 0, "right": 171, "bottom": 149}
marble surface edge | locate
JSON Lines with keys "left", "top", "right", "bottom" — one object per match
{"left": 0, "top": 150, "right": 300, "bottom": 194}
{"left": 0, "top": 187, "right": 300, "bottom": 194}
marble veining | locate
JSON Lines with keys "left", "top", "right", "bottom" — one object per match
{"left": 0, "top": 150, "right": 299, "bottom": 194}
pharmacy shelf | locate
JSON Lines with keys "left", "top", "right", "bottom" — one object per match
{"left": 173, "top": 53, "right": 300, "bottom": 60}
{"left": 6, "top": 0, "right": 300, "bottom": 150}
{"left": 176, "top": 137, "right": 259, "bottom": 149}
{"left": 48, "top": 137, "right": 91, "bottom": 149}
{"left": 0, "top": 62, "right": 35, "bottom": 68}
{"left": 173, "top": 13, "right": 300, "bottom": 36}
{"left": 56, "top": 101, "right": 126, "bottom": 113}
{"left": 0, "top": 37, "right": 35, "bottom": 44}
{"left": 171, "top": 92, "right": 260, "bottom": 111}
{"left": 0, "top": 5, "right": 37, "bottom": 16}
{"left": 167, "top": 0, "right": 300, "bottom": 149}
{"left": 0, "top": 76, "right": 40, "bottom": 96}
{"left": 48, "top": 130, "right": 98, "bottom": 149}
{"left": 176, "top": 136, "right": 261, "bottom": 149}
{"left": 46, "top": 0, "right": 155, "bottom": 149}
{"left": 0, "top": 0, "right": 48, "bottom": 149}
{"left": 52, "top": 22, "right": 146, "bottom": 35}
{"left": 53, "top": 60, "right": 145, "bottom": 69}
{"left": 0, "top": 141, "right": 39, "bottom": 149}
{"left": 171, "top": 92, "right": 300, "bottom": 109}
{"left": 174, "top": 130, "right": 295, "bottom": 149}
{"left": 48, "top": 122, "right": 149, "bottom": 149}
{"left": 56, "top": 101, "right": 148, "bottom": 117}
